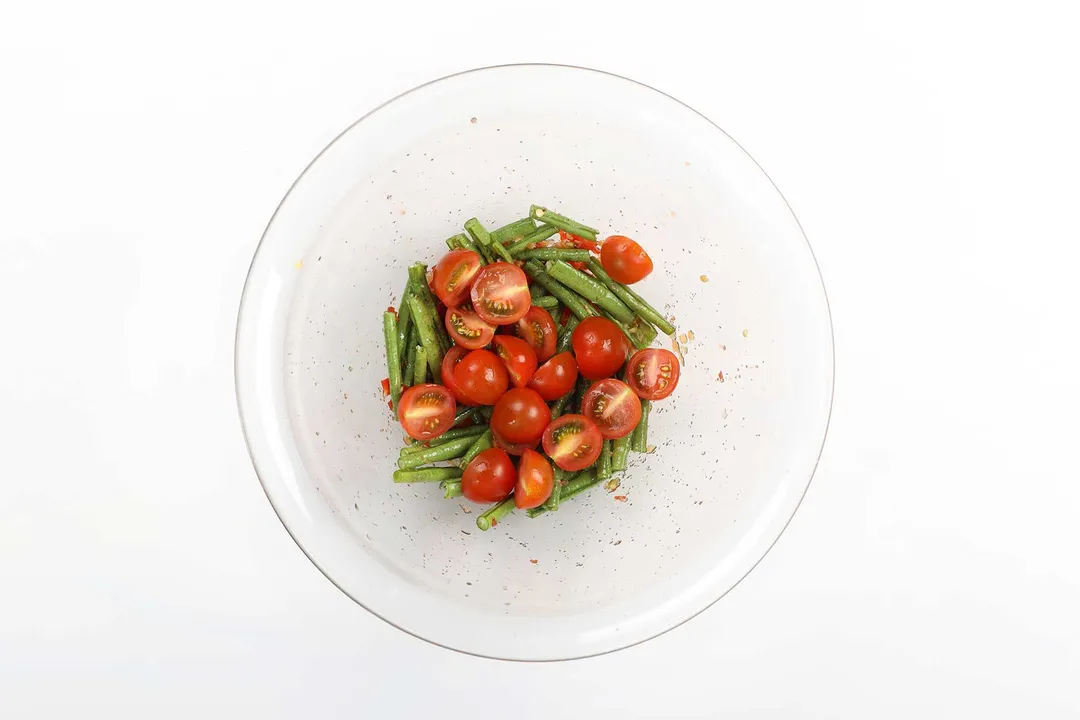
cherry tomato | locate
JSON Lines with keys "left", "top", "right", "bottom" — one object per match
{"left": 461, "top": 448, "right": 515, "bottom": 503}
{"left": 491, "top": 336, "right": 538, "bottom": 388}
{"left": 515, "top": 449, "right": 554, "bottom": 509}
{"left": 514, "top": 306, "right": 558, "bottom": 362}
{"left": 397, "top": 384, "right": 456, "bottom": 441}
{"left": 490, "top": 387, "right": 550, "bottom": 446}
{"left": 626, "top": 348, "right": 681, "bottom": 401}
{"left": 600, "top": 235, "right": 653, "bottom": 284}
{"left": 432, "top": 249, "right": 482, "bottom": 307}
{"left": 444, "top": 305, "right": 495, "bottom": 349}
{"left": 491, "top": 426, "right": 539, "bottom": 456}
{"left": 580, "top": 378, "right": 642, "bottom": 440}
{"left": 454, "top": 348, "right": 509, "bottom": 405}
{"left": 441, "top": 346, "right": 479, "bottom": 405}
{"left": 571, "top": 316, "right": 630, "bottom": 380}
{"left": 470, "top": 262, "right": 531, "bottom": 325}
{"left": 527, "top": 352, "right": 578, "bottom": 401}
{"left": 542, "top": 414, "right": 604, "bottom": 471}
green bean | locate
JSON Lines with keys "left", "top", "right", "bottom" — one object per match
{"left": 556, "top": 315, "right": 580, "bottom": 353}
{"left": 529, "top": 283, "right": 548, "bottom": 301}
{"left": 413, "top": 346, "right": 428, "bottom": 384}
{"left": 523, "top": 261, "right": 600, "bottom": 321}
{"left": 611, "top": 436, "right": 631, "bottom": 471}
{"left": 603, "top": 311, "right": 658, "bottom": 350}
{"left": 405, "top": 294, "right": 444, "bottom": 381}
{"left": 395, "top": 281, "right": 414, "bottom": 365}
{"left": 549, "top": 390, "right": 573, "bottom": 419}
{"left": 532, "top": 295, "right": 559, "bottom": 309}
{"left": 543, "top": 468, "right": 571, "bottom": 512}
{"left": 445, "top": 236, "right": 458, "bottom": 250}
{"left": 453, "top": 406, "right": 483, "bottom": 427}
{"left": 597, "top": 440, "right": 613, "bottom": 479}
{"left": 529, "top": 205, "right": 598, "bottom": 240}
{"left": 506, "top": 224, "right": 559, "bottom": 256}
{"left": 631, "top": 400, "right": 651, "bottom": 452}
{"left": 403, "top": 341, "right": 419, "bottom": 389}
{"left": 517, "top": 248, "right": 591, "bottom": 262}
{"left": 382, "top": 311, "right": 403, "bottom": 410}
{"left": 408, "top": 263, "right": 451, "bottom": 352}
{"left": 529, "top": 470, "right": 599, "bottom": 517}
{"left": 400, "top": 425, "right": 489, "bottom": 455}
{"left": 546, "top": 260, "right": 635, "bottom": 324}
{"left": 571, "top": 375, "right": 591, "bottom": 413}
{"left": 461, "top": 429, "right": 493, "bottom": 465}
{"left": 490, "top": 217, "right": 536, "bottom": 245}
{"left": 476, "top": 496, "right": 515, "bottom": 531}
{"left": 442, "top": 481, "right": 463, "bottom": 499}
{"left": 585, "top": 258, "right": 675, "bottom": 335}
{"left": 456, "top": 234, "right": 483, "bottom": 258}
{"left": 393, "top": 467, "right": 463, "bottom": 484}
{"left": 396, "top": 436, "right": 477, "bottom": 470}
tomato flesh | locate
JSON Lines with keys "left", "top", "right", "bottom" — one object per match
{"left": 581, "top": 378, "right": 642, "bottom": 440}
{"left": 470, "top": 262, "right": 531, "bottom": 325}
{"left": 432, "top": 249, "right": 482, "bottom": 307}
{"left": 441, "top": 346, "right": 479, "bottom": 405}
{"left": 571, "top": 316, "right": 630, "bottom": 380}
{"left": 454, "top": 349, "right": 509, "bottom": 405}
{"left": 600, "top": 235, "right": 653, "bottom": 284}
{"left": 527, "top": 351, "right": 578, "bottom": 401}
{"left": 461, "top": 448, "right": 515, "bottom": 503}
{"left": 514, "top": 306, "right": 557, "bottom": 362}
{"left": 541, "top": 414, "right": 603, "bottom": 471}
{"left": 626, "top": 349, "right": 681, "bottom": 401}
{"left": 397, "top": 384, "right": 457, "bottom": 441}
{"left": 445, "top": 305, "right": 495, "bottom": 349}
{"left": 515, "top": 449, "right": 555, "bottom": 509}
{"left": 491, "top": 335, "right": 538, "bottom": 388}
{"left": 490, "top": 387, "right": 550, "bottom": 446}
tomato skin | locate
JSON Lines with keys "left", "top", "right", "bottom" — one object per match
{"left": 514, "top": 306, "right": 558, "bottom": 362}
{"left": 571, "top": 316, "right": 630, "bottom": 380}
{"left": 491, "top": 426, "right": 539, "bottom": 456}
{"left": 397, "top": 384, "right": 457, "bottom": 441}
{"left": 461, "top": 448, "right": 516, "bottom": 503}
{"left": 491, "top": 336, "right": 538, "bottom": 388}
{"left": 444, "top": 305, "right": 495, "bottom": 349}
{"left": 581, "top": 378, "right": 642, "bottom": 440}
{"left": 600, "top": 235, "right": 653, "bottom": 284}
{"left": 470, "top": 262, "right": 531, "bottom": 325}
{"left": 527, "top": 352, "right": 578, "bottom": 401}
{"left": 515, "top": 449, "right": 555, "bottom": 509}
{"left": 441, "top": 346, "right": 479, "bottom": 405}
{"left": 490, "top": 387, "right": 550, "bottom": 445}
{"left": 626, "top": 349, "right": 681, "bottom": 401}
{"left": 454, "top": 349, "right": 509, "bottom": 405}
{"left": 541, "top": 414, "right": 604, "bottom": 471}
{"left": 432, "top": 249, "right": 482, "bottom": 307}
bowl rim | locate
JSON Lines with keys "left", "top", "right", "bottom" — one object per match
{"left": 234, "top": 62, "right": 835, "bottom": 662}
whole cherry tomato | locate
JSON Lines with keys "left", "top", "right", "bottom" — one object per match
{"left": 454, "top": 349, "right": 509, "bottom": 405}
{"left": 397, "top": 384, "right": 456, "bottom": 441}
{"left": 514, "top": 448, "right": 555, "bottom": 509}
{"left": 490, "top": 387, "right": 551, "bottom": 446}
{"left": 600, "top": 235, "right": 653, "bottom": 284}
{"left": 527, "top": 351, "right": 578, "bottom": 401}
{"left": 625, "top": 348, "right": 681, "bottom": 400}
{"left": 441, "top": 346, "right": 478, "bottom": 405}
{"left": 461, "top": 448, "right": 515, "bottom": 503}
{"left": 571, "top": 316, "right": 630, "bottom": 380}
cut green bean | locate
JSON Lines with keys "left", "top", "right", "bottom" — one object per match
{"left": 446, "top": 233, "right": 470, "bottom": 251}
{"left": 532, "top": 295, "right": 559, "bottom": 309}
{"left": 549, "top": 390, "right": 573, "bottom": 419}
{"left": 408, "top": 263, "right": 451, "bottom": 352}
{"left": 395, "top": 281, "right": 414, "bottom": 366}
{"left": 517, "top": 248, "right": 592, "bottom": 262}
{"left": 529, "top": 205, "right": 598, "bottom": 240}
{"left": 442, "top": 481, "right": 463, "bottom": 499}
{"left": 413, "top": 346, "right": 428, "bottom": 385}
{"left": 542, "top": 468, "right": 571, "bottom": 512}
{"left": 556, "top": 315, "right": 580, "bottom": 353}
{"left": 396, "top": 436, "right": 477, "bottom": 470}
{"left": 611, "top": 436, "right": 631, "bottom": 471}
{"left": 546, "top": 260, "right": 635, "bottom": 324}
{"left": 403, "top": 341, "right": 419, "bottom": 389}
{"left": 476, "top": 496, "right": 515, "bottom": 531}
{"left": 461, "top": 429, "right": 493, "bottom": 465}
{"left": 529, "top": 283, "right": 548, "bottom": 301}
{"left": 382, "top": 311, "right": 403, "bottom": 410}
{"left": 453, "top": 406, "right": 483, "bottom": 427}
{"left": 401, "top": 425, "right": 489, "bottom": 454}
{"left": 571, "top": 375, "right": 591, "bottom": 414}
{"left": 523, "top": 261, "right": 600, "bottom": 321}
{"left": 506, "top": 224, "right": 559, "bottom": 256}
{"left": 491, "top": 217, "right": 536, "bottom": 245}
{"left": 405, "top": 294, "right": 444, "bottom": 381}
{"left": 585, "top": 258, "right": 675, "bottom": 335}
{"left": 529, "top": 470, "right": 599, "bottom": 517}
{"left": 466, "top": 217, "right": 516, "bottom": 264}
{"left": 393, "top": 467, "right": 463, "bottom": 484}
{"left": 604, "top": 311, "right": 658, "bottom": 350}
{"left": 457, "top": 234, "right": 483, "bottom": 258}
{"left": 631, "top": 400, "right": 651, "bottom": 452}
{"left": 597, "top": 440, "right": 613, "bottom": 479}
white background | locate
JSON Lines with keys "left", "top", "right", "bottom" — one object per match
{"left": 3, "top": 1, "right": 1079, "bottom": 717}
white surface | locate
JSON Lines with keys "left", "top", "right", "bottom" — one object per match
{"left": 2, "top": 0, "right": 1078, "bottom": 716}
{"left": 239, "top": 64, "right": 832, "bottom": 660}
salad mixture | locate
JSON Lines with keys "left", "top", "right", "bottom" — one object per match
{"left": 381, "top": 205, "right": 680, "bottom": 531}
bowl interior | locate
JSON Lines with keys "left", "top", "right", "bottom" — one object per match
{"left": 236, "top": 65, "right": 832, "bottom": 660}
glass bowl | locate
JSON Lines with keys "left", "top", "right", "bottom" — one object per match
{"left": 235, "top": 64, "right": 833, "bottom": 661}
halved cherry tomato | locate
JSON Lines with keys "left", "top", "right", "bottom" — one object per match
{"left": 626, "top": 348, "right": 681, "bottom": 401}
{"left": 559, "top": 229, "right": 600, "bottom": 253}
{"left": 454, "top": 348, "right": 509, "bottom": 405}
{"left": 491, "top": 335, "right": 538, "bottom": 388}
{"left": 515, "top": 448, "right": 554, "bottom": 509}
{"left": 432, "top": 249, "right": 482, "bottom": 307}
{"left": 461, "top": 448, "right": 515, "bottom": 503}
{"left": 445, "top": 305, "right": 495, "bottom": 349}
{"left": 542, "top": 414, "right": 604, "bottom": 471}
{"left": 571, "top": 316, "right": 630, "bottom": 380}
{"left": 527, "top": 351, "right": 578, "bottom": 401}
{"left": 470, "top": 262, "right": 531, "bottom": 325}
{"left": 441, "top": 346, "right": 479, "bottom": 405}
{"left": 490, "top": 387, "right": 550, "bottom": 446}
{"left": 580, "top": 378, "right": 642, "bottom": 440}
{"left": 514, "top": 306, "right": 557, "bottom": 362}
{"left": 600, "top": 235, "right": 653, "bottom": 284}
{"left": 397, "top": 384, "right": 456, "bottom": 441}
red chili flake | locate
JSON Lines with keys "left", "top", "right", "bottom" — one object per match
{"left": 490, "top": 518, "right": 497, "bottom": 527}
{"left": 387, "top": 305, "right": 397, "bottom": 316}
{"left": 559, "top": 230, "right": 599, "bottom": 252}
{"left": 387, "top": 400, "right": 394, "bottom": 410}
{"left": 529, "top": 558, "right": 538, "bottom": 564}
{"left": 380, "top": 378, "right": 391, "bottom": 396}
{"left": 569, "top": 261, "right": 589, "bottom": 271}
{"left": 559, "top": 306, "right": 572, "bottom": 325}
{"left": 613, "top": 495, "right": 628, "bottom": 502}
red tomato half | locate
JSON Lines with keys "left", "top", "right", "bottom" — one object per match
{"left": 454, "top": 349, "right": 509, "bottom": 405}
{"left": 490, "top": 387, "right": 550, "bottom": 446}
{"left": 470, "top": 262, "right": 531, "bottom": 325}
{"left": 571, "top": 316, "right": 630, "bottom": 380}
{"left": 600, "top": 235, "right": 653, "bottom": 284}
{"left": 432, "top": 249, "right": 482, "bottom": 307}
{"left": 515, "top": 449, "right": 554, "bottom": 509}
{"left": 626, "top": 348, "right": 681, "bottom": 401}
{"left": 461, "top": 448, "right": 515, "bottom": 503}
{"left": 491, "top": 335, "right": 538, "bottom": 388}
{"left": 527, "top": 351, "right": 578, "bottom": 401}
{"left": 441, "top": 346, "right": 478, "bottom": 405}
{"left": 397, "top": 384, "right": 456, "bottom": 441}
{"left": 541, "top": 414, "right": 603, "bottom": 471}
{"left": 580, "top": 378, "right": 642, "bottom": 440}
{"left": 514, "top": 306, "right": 558, "bottom": 362}
{"left": 444, "top": 305, "right": 495, "bottom": 349}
